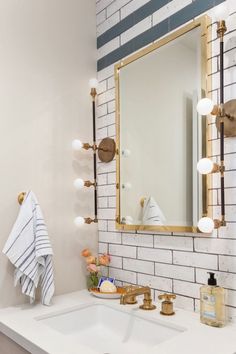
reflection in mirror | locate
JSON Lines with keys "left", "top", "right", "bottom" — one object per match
{"left": 116, "top": 17, "right": 210, "bottom": 232}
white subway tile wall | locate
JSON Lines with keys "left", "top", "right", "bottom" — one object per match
{"left": 96, "top": 0, "right": 236, "bottom": 321}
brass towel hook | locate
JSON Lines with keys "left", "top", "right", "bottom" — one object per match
{"left": 140, "top": 197, "right": 146, "bottom": 208}
{"left": 18, "top": 192, "right": 26, "bottom": 205}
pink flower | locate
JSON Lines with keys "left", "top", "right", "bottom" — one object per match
{"left": 81, "top": 248, "right": 91, "bottom": 257}
{"left": 98, "top": 254, "right": 111, "bottom": 266}
{"left": 87, "top": 263, "right": 99, "bottom": 273}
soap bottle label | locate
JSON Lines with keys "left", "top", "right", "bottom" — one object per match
{"left": 202, "top": 293, "right": 216, "bottom": 319}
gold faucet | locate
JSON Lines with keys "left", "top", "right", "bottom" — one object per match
{"left": 120, "top": 286, "right": 156, "bottom": 310}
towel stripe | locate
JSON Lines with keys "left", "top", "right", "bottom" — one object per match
{"left": 4, "top": 216, "right": 34, "bottom": 254}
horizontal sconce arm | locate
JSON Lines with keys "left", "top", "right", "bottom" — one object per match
{"left": 84, "top": 217, "right": 98, "bottom": 224}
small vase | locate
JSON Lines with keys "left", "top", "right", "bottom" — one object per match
{"left": 87, "top": 273, "right": 100, "bottom": 290}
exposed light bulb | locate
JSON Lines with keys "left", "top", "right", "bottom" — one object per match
{"left": 197, "top": 158, "right": 214, "bottom": 174}
{"left": 196, "top": 98, "right": 214, "bottom": 115}
{"left": 74, "top": 216, "right": 85, "bottom": 226}
{"left": 121, "top": 216, "right": 133, "bottom": 224}
{"left": 213, "top": 2, "right": 230, "bottom": 21}
{"left": 122, "top": 182, "right": 132, "bottom": 189}
{"left": 72, "top": 139, "right": 83, "bottom": 151}
{"left": 198, "top": 217, "right": 215, "bottom": 233}
{"left": 74, "top": 178, "right": 85, "bottom": 190}
{"left": 122, "top": 149, "right": 131, "bottom": 157}
{"left": 89, "top": 78, "right": 98, "bottom": 89}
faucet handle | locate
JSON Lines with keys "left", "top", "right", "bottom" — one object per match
{"left": 158, "top": 293, "right": 176, "bottom": 301}
{"left": 158, "top": 293, "right": 176, "bottom": 316}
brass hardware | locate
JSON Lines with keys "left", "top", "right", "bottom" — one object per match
{"left": 217, "top": 20, "right": 227, "bottom": 40}
{"left": 81, "top": 138, "right": 116, "bottom": 162}
{"left": 90, "top": 88, "right": 97, "bottom": 100}
{"left": 84, "top": 180, "right": 96, "bottom": 188}
{"left": 158, "top": 293, "right": 176, "bottom": 316}
{"left": 115, "top": 15, "right": 211, "bottom": 233}
{"left": 140, "top": 197, "right": 146, "bottom": 208}
{"left": 122, "top": 285, "right": 139, "bottom": 304}
{"left": 120, "top": 286, "right": 156, "bottom": 310}
{"left": 83, "top": 143, "right": 95, "bottom": 151}
{"left": 18, "top": 192, "right": 26, "bottom": 205}
{"left": 98, "top": 137, "right": 116, "bottom": 163}
{"left": 211, "top": 163, "right": 224, "bottom": 174}
{"left": 84, "top": 217, "right": 98, "bottom": 224}
{"left": 214, "top": 219, "right": 226, "bottom": 229}
{"left": 215, "top": 99, "right": 236, "bottom": 137}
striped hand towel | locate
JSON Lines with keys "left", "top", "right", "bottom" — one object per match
{"left": 142, "top": 196, "right": 166, "bottom": 225}
{"left": 2, "top": 191, "right": 55, "bottom": 305}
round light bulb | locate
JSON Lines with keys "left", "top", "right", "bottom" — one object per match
{"left": 197, "top": 158, "right": 214, "bottom": 174}
{"left": 74, "top": 178, "right": 85, "bottom": 190}
{"left": 72, "top": 139, "right": 83, "bottom": 151}
{"left": 196, "top": 98, "right": 214, "bottom": 115}
{"left": 122, "top": 149, "right": 131, "bottom": 157}
{"left": 121, "top": 216, "right": 133, "bottom": 225}
{"left": 213, "top": 2, "right": 230, "bottom": 21}
{"left": 74, "top": 216, "right": 85, "bottom": 226}
{"left": 89, "top": 78, "right": 98, "bottom": 89}
{"left": 198, "top": 217, "right": 215, "bottom": 233}
{"left": 122, "top": 182, "right": 132, "bottom": 190}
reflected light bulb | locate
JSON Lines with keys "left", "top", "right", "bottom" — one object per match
{"left": 122, "top": 182, "right": 132, "bottom": 189}
{"left": 74, "top": 216, "right": 85, "bottom": 226}
{"left": 198, "top": 217, "right": 215, "bottom": 233}
{"left": 122, "top": 149, "right": 131, "bottom": 157}
{"left": 74, "top": 178, "right": 85, "bottom": 189}
{"left": 72, "top": 139, "right": 83, "bottom": 150}
{"left": 89, "top": 78, "right": 98, "bottom": 88}
{"left": 197, "top": 158, "right": 214, "bottom": 174}
{"left": 213, "top": 2, "right": 230, "bottom": 21}
{"left": 196, "top": 98, "right": 214, "bottom": 115}
{"left": 121, "top": 216, "right": 133, "bottom": 225}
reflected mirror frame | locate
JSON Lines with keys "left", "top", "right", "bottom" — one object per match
{"left": 115, "top": 15, "right": 212, "bottom": 233}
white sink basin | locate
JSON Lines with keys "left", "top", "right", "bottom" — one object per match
{"left": 37, "top": 303, "right": 186, "bottom": 354}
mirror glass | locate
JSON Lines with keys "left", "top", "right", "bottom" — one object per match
{"left": 116, "top": 19, "right": 209, "bottom": 232}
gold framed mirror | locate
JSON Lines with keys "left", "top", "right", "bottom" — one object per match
{"left": 115, "top": 15, "right": 212, "bottom": 233}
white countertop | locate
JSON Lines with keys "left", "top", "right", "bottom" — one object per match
{"left": 0, "top": 290, "right": 235, "bottom": 354}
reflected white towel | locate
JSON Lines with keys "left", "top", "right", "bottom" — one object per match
{"left": 142, "top": 197, "right": 166, "bottom": 225}
{"left": 2, "top": 191, "right": 54, "bottom": 305}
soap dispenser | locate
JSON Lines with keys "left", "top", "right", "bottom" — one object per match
{"left": 200, "top": 272, "right": 226, "bottom": 327}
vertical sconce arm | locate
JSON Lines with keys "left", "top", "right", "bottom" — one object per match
{"left": 91, "top": 91, "right": 98, "bottom": 222}
{"left": 219, "top": 22, "right": 226, "bottom": 226}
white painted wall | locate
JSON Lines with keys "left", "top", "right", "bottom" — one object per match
{"left": 0, "top": 0, "right": 97, "bottom": 307}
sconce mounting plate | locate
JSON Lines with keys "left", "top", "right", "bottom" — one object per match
{"left": 216, "top": 99, "right": 236, "bottom": 137}
{"left": 98, "top": 137, "right": 116, "bottom": 163}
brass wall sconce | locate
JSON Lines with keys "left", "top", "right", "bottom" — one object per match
{"left": 196, "top": 4, "right": 236, "bottom": 233}
{"left": 73, "top": 79, "right": 116, "bottom": 226}
{"left": 72, "top": 137, "right": 116, "bottom": 163}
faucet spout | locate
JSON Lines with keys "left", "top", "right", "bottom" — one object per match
{"left": 120, "top": 286, "right": 156, "bottom": 310}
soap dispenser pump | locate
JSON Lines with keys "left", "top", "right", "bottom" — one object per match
{"left": 200, "top": 272, "right": 226, "bottom": 327}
